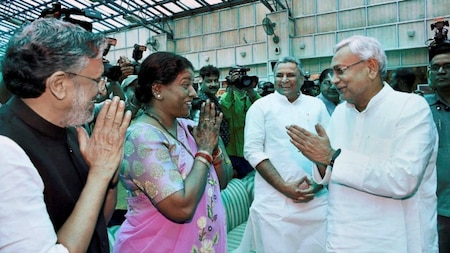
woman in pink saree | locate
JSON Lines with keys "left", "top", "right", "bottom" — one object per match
{"left": 114, "top": 52, "right": 229, "bottom": 253}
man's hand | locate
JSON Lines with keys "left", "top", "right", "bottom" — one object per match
{"left": 77, "top": 96, "right": 131, "bottom": 181}
{"left": 286, "top": 124, "right": 333, "bottom": 166}
{"left": 283, "top": 176, "right": 319, "bottom": 203}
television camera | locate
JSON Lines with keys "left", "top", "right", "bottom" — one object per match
{"left": 39, "top": 1, "right": 102, "bottom": 32}
{"left": 104, "top": 44, "right": 146, "bottom": 81}
{"left": 225, "top": 66, "right": 258, "bottom": 89}
{"left": 427, "top": 17, "right": 450, "bottom": 61}
{"left": 430, "top": 17, "right": 449, "bottom": 45}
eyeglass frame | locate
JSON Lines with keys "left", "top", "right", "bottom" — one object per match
{"left": 332, "top": 60, "right": 366, "bottom": 76}
{"left": 429, "top": 63, "right": 450, "bottom": 73}
{"left": 65, "top": 72, "right": 107, "bottom": 91}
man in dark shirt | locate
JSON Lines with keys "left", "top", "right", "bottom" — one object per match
{"left": 427, "top": 41, "right": 450, "bottom": 253}
{"left": 191, "top": 64, "right": 230, "bottom": 146}
{"left": 0, "top": 18, "right": 131, "bottom": 253}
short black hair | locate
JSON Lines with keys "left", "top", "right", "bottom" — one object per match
{"left": 429, "top": 42, "right": 450, "bottom": 61}
{"left": 319, "top": 68, "right": 333, "bottom": 84}
{"left": 199, "top": 65, "right": 220, "bottom": 79}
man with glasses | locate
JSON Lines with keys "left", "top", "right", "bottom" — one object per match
{"left": 0, "top": 18, "right": 131, "bottom": 252}
{"left": 287, "top": 35, "right": 438, "bottom": 252}
{"left": 426, "top": 42, "right": 450, "bottom": 253}
{"left": 236, "top": 56, "right": 329, "bottom": 252}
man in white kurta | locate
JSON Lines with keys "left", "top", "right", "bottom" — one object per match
{"left": 0, "top": 136, "right": 69, "bottom": 252}
{"left": 235, "top": 56, "right": 330, "bottom": 253}
{"left": 287, "top": 35, "right": 438, "bottom": 253}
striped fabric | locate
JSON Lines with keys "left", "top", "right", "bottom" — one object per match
{"left": 227, "top": 221, "right": 247, "bottom": 251}
{"left": 240, "top": 170, "right": 256, "bottom": 203}
{"left": 107, "top": 225, "right": 121, "bottom": 252}
{"left": 220, "top": 178, "right": 251, "bottom": 233}
{"left": 107, "top": 173, "right": 256, "bottom": 252}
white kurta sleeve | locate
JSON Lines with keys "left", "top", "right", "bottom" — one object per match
{"left": 0, "top": 136, "right": 69, "bottom": 253}
{"left": 244, "top": 100, "right": 269, "bottom": 168}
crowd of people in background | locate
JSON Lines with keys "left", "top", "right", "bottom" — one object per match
{"left": 0, "top": 15, "right": 449, "bottom": 253}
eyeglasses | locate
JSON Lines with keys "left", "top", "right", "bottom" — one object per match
{"left": 65, "top": 72, "right": 107, "bottom": 91}
{"left": 333, "top": 60, "right": 365, "bottom": 75}
{"left": 429, "top": 63, "right": 450, "bottom": 73}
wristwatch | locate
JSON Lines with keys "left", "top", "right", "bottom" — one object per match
{"left": 329, "top": 148, "right": 341, "bottom": 167}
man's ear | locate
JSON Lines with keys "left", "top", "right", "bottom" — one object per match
{"left": 366, "top": 58, "right": 379, "bottom": 80}
{"left": 47, "top": 71, "right": 68, "bottom": 100}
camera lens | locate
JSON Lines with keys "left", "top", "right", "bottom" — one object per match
{"left": 241, "top": 76, "right": 253, "bottom": 87}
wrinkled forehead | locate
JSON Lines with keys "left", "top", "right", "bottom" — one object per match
{"left": 331, "top": 46, "right": 358, "bottom": 66}
{"left": 275, "top": 62, "right": 300, "bottom": 74}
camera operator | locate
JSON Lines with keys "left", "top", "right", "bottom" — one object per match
{"left": 301, "top": 71, "right": 320, "bottom": 96}
{"left": 431, "top": 17, "right": 449, "bottom": 45}
{"left": 101, "top": 43, "right": 146, "bottom": 103}
{"left": 220, "top": 66, "right": 261, "bottom": 178}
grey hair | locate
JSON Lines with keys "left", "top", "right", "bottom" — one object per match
{"left": 273, "top": 56, "right": 306, "bottom": 76}
{"left": 334, "top": 35, "right": 387, "bottom": 77}
{"left": 1, "top": 18, "right": 107, "bottom": 98}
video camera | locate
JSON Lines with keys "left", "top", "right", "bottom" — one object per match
{"left": 431, "top": 18, "right": 449, "bottom": 45}
{"left": 427, "top": 17, "right": 450, "bottom": 61}
{"left": 103, "top": 44, "right": 146, "bottom": 81}
{"left": 39, "top": 1, "right": 102, "bottom": 32}
{"left": 225, "top": 66, "right": 258, "bottom": 89}
{"left": 132, "top": 44, "right": 147, "bottom": 62}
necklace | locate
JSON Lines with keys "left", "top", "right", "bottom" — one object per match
{"left": 144, "top": 111, "right": 195, "bottom": 158}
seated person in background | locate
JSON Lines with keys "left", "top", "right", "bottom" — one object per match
{"left": 390, "top": 67, "right": 416, "bottom": 93}
{"left": 317, "top": 68, "right": 341, "bottom": 115}
{"left": 114, "top": 52, "right": 229, "bottom": 253}
{"left": 0, "top": 18, "right": 131, "bottom": 253}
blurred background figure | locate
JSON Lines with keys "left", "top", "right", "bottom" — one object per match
{"left": 390, "top": 67, "right": 416, "bottom": 93}
{"left": 190, "top": 65, "right": 228, "bottom": 142}
{"left": 257, "top": 81, "right": 275, "bottom": 97}
{"left": 0, "top": 79, "right": 12, "bottom": 105}
{"left": 301, "top": 71, "right": 320, "bottom": 96}
{"left": 317, "top": 68, "right": 341, "bottom": 115}
{"left": 121, "top": 74, "right": 143, "bottom": 119}
{"left": 426, "top": 40, "right": 450, "bottom": 253}
{"left": 221, "top": 65, "right": 261, "bottom": 178}
{"left": 190, "top": 65, "right": 233, "bottom": 177}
